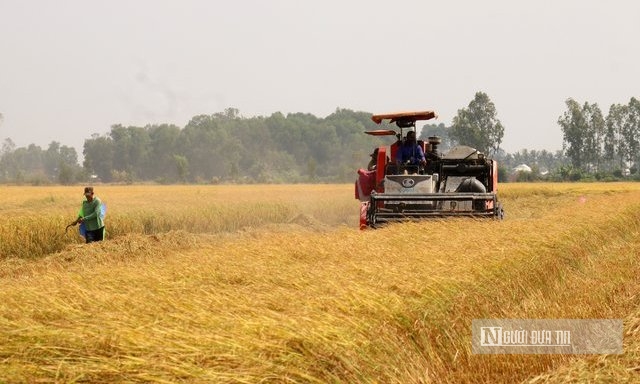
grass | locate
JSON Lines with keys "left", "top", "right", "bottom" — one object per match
{"left": 0, "top": 183, "right": 639, "bottom": 382}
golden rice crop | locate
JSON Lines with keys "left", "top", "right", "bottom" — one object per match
{"left": 0, "top": 182, "right": 639, "bottom": 383}
{"left": 0, "top": 184, "right": 356, "bottom": 259}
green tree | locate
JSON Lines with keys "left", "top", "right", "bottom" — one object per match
{"left": 181, "top": 114, "right": 230, "bottom": 181}
{"left": 558, "top": 98, "right": 588, "bottom": 170}
{"left": 147, "top": 124, "right": 182, "bottom": 182}
{"left": 583, "top": 103, "right": 605, "bottom": 172}
{"left": 0, "top": 139, "right": 16, "bottom": 182}
{"left": 43, "top": 141, "right": 80, "bottom": 183}
{"left": 623, "top": 97, "right": 640, "bottom": 168}
{"left": 173, "top": 154, "right": 189, "bottom": 183}
{"left": 604, "top": 103, "right": 625, "bottom": 170}
{"left": 109, "top": 125, "right": 151, "bottom": 180}
{"left": 1, "top": 138, "right": 15, "bottom": 155}
{"left": 450, "top": 92, "right": 504, "bottom": 155}
{"left": 0, "top": 144, "right": 49, "bottom": 184}
{"left": 83, "top": 134, "right": 115, "bottom": 182}
{"left": 58, "top": 162, "right": 75, "bottom": 185}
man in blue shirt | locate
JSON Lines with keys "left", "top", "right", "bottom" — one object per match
{"left": 396, "top": 130, "right": 426, "bottom": 167}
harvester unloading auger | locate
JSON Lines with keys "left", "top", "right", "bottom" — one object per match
{"left": 355, "top": 110, "right": 504, "bottom": 228}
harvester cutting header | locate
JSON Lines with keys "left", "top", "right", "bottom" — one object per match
{"left": 355, "top": 110, "right": 504, "bottom": 228}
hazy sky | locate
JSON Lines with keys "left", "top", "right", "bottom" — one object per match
{"left": 1, "top": 1, "right": 639, "bottom": 155}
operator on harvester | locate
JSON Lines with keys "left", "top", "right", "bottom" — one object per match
{"left": 395, "top": 130, "right": 426, "bottom": 169}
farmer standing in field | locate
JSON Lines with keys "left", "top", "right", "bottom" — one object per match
{"left": 73, "top": 186, "right": 106, "bottom": 243}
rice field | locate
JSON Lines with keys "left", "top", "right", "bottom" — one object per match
{"left": 1, "top": 183, "right": 639, "bottom": 383}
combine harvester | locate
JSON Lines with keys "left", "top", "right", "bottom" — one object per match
{"left": 355, "top": 110, "right": 504, "bottom": 228}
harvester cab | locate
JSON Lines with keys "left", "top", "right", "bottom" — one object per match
{"left": 355, "top": 110, "right": 504, "bottom": 228}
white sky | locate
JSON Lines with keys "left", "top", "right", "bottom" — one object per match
{"left": 1, "top": 0, "right": 639, "bottom": 154}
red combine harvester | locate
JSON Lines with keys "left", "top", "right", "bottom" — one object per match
{"left": 355, "top": 110, "right": 504, "bottom": 228}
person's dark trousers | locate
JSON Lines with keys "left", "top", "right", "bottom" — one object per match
{"left": 85, "top": 227, "right": 105, "bottom": 243}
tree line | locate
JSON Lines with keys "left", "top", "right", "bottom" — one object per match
{"left": 1, "top": 93, "right": 639, "bottom": 184}
{"left": 1, "top": 108, "right": 385, "bottom": 184}
{"left": 557, "top": 97, "right": 640, "bottom": 179}
{"left": 423, "top": 95, "right": 640, "bottom": 181}
{"left": 0, "top": 140, "right": 82, "bottom": 185}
